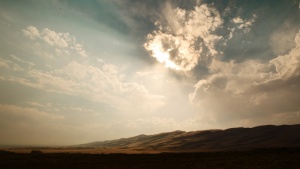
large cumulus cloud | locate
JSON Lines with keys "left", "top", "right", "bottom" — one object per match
{"left": 144, "top": 2, "right": 222, "bottom": 70}
{"left": 141, "top": 0, "right": 300, "bottom": 128}
{"left": 190, "top": 31, "right": 300, "bottom": 127}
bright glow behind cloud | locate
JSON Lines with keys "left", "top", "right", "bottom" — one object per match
{"left": 144, "top": 3, "right": 222, "bottom": 71}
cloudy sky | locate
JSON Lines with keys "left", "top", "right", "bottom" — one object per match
{"left": 1, "top": 0, "right": 300, "bottom": 146}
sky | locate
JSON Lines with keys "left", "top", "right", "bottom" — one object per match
{"left": 0, "top": 0, "right": 300, "bottom": 146}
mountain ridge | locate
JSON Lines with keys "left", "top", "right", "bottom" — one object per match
{"left": 76, "top": 124, "right": 300, "bottom": 152}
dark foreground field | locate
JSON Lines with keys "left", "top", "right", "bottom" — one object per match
{"left": 1, "top": 148, "right": 300, "bottom": 169}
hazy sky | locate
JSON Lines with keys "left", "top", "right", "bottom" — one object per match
{"left": 1, "top": 0, "right": 300, "bottom": 146}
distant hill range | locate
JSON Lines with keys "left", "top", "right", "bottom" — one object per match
{"left": 77, "top": 124, "right": 300, "bottom": 152}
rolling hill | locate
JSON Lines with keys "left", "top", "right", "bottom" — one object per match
{"left": 77, "top": 124, "right": 300, "bottom": 152}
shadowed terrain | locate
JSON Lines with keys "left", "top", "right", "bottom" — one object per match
{"left": 1, "top": 148, "right": 300, "bottom": 169}
{"left": 77, "top": 124, "right": 300, "bottom": 152}
{"left": 1, "top": 124, "right": 300, "bottom": 168}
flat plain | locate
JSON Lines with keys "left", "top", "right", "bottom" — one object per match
{"left": 1, "top": 148, "right": 300, "bottom": 169}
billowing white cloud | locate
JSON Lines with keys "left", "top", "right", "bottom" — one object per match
{"left": 232, "top": 17, "right": 243, "bottom": 24}
{"left": 3, "top": 25, "right": 165, "bottom": 114}
{"left": 1, "top": 60, "right": 164, "bottom": 114}
{"left": 190, "top": 30, "right": 300, "bottom": 127}
{"left": 270, "top": 30, "right": 300, "bottom": 78}
{"left": 41, "top": 28, "right": 69, "bottom": 47}
{"left": 22, "top": 26, "right": 40, "bottom": 39}
{"left": 72, "top": 43, "right": 87, "bottom": 57}
{"left": 144, "top": 3, "right": 223, "bottom": 71}
{"left": 270, "top": 21, "right": 298, "bottom": 56}
{"left": 23, "top": 26, "right": 87, "bottom": 57}
{"left": 232, "top": 15, "right": 256, "bottom": 33}
{"left": 52, "top": 61, "right": 164, "bottom": 113}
